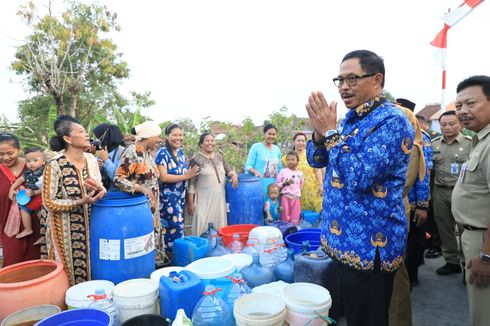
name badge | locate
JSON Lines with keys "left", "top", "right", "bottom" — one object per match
{"left": 450, "top": 163, "right": 459, "bottom": 175}
{"left": 458, "top": 163, "right": 467, "bottom": 184}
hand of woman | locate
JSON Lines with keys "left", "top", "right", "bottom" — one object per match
{"left": 253, "top": 170, "right": 262, "bottom": 177}
{"left": 187, "top": 202, "right": 195, "bottom": 216}
{"left": 98, "top": 147, "right": 109, "bottom": 161}
{"left": 8, "top": 186, "right": 17, "bottom": 201}
{"left": 231, "top": 174, "right": 238, "bottom": 189}
{"left": 185, "top": 165, "right": 200, "bottom": 180}
{"left": 317, "top": 185, "right": 324, "bottom": 196}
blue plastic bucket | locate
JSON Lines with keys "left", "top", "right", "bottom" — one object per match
{"left": 285, "top": 229, "right": 321, "bottom": 254}
{"left": 34, "top": 308, "right": 112, "bottom": 326}
{"left": 172, "top": 236, "right": 210, "bottom": 267}
{"left": 90, "top": 191, "right": 155, "bottom": 284}
{"left": 226, "top": 174, "right": 264, "bottom": 226}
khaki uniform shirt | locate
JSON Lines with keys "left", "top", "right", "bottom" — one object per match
{"left": 432, "top": 133, "right": 472, "bottom": 187}
{"left": 452, "top": 124, "right": 490, "bottom": 228}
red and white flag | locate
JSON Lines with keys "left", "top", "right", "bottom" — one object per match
{"left": 431, "top": 0, "right": 485, "bottom": 48}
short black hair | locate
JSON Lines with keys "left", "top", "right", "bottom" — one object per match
{"left": 24, "top": 147, "right": 44, "bottom": 155}
{"left": 286, "top": 150, "right": 299, "bottom": 160}
{"left": 0, "top": 133, "right": 20, "bottom": 148}
{"left": 439, "top": 110, "right": 458, "bottom": 122}
{"left": 267, "top": 183, "right": 280, "bottom": 192}
{"left": 415, "top": 115, "right": 427, "bottom": 123}
{"left": 342, "top": 50, "right": 385, "bottom": 88}
{"left": 263, "top": 123, "right": 276, "bottom": 134}
{"left": 456, "top": 75, "right": 490, "bottom": 100}
{"left": 198, "top": 132, "right": 214, "bottom": 147}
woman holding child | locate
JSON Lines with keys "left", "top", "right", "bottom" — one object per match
{"left": 0, "top": 133, "right": 41, "bottom": 267}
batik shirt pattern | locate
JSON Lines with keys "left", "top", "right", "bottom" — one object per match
{"left": 408, "top": 131, "right": 431, "bottom": 209}
{"left": 307, "top": 97, "right": 414, "bottom": 273}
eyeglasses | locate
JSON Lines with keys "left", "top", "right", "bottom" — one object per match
{"left": 332, "top": 74, "right": 376, "bottom": 87}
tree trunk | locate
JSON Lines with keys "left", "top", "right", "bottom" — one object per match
{"left": 54, "top": 93, "right": 64, "bottom": 116}
{"left": 69, "top": 90, "right": 78, "bottom": 118}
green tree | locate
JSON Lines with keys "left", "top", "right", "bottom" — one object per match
{"left": 12, "top": 0, "right": 129, "bottom": 118}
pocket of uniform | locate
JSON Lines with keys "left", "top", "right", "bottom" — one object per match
{"left": 465, "top": 153, "right": 479, "bottom": 172}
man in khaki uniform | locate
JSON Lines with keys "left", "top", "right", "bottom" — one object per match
{"left": 432, "top": 111, "right": 472, "bottom": 275}
{"left": 452, "top": 75, "right": 490, "bottom": 326}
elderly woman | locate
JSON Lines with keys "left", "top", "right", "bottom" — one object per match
{"left": 187, "top": 133, "right": 238, "bottom": 236}
{"left": 43, "top": 116, "right": 106, "bottom": 285}
{"left": 0, "top": 133, "right": 40, "bottom": 267}
{"left": 114, "top": 121, "right": 163, "bottom": 256}
{"left": 245, "top": 123, "right": 282, "bottom": 194}
{"left": 283, "top": 132, "right": 324, "bottom": 212}
{"left": 156, "top": 124, "right": 199, "bottom": 253}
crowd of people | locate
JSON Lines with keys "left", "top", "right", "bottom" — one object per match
{"left": 0, "top": 48, "right": 489, "bottom": 326}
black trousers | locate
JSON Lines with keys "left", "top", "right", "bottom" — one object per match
{"left": 406, "top": 210, "right": 427, "bottom": 284}
{"left": 336, "top": 249, "right": 396, "bottom": 326}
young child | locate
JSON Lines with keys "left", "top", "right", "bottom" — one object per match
{"left": 8, "top": 147, "right": 45, "bottom": 239}
{"left": 264, "top": 183, "right": 281, "bottom": 224}
{"left": 275, "top": 151, "right": 303, "bottom": 225}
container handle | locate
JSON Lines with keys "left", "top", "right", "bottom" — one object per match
{"left": 203, "top": 287, "right": 222, "bottom": 296}
{"left": 305, "top": 312, "right": 336, "bottom": 325}
{"left": 226, "top": 275, "right": 246, "bottom": 284}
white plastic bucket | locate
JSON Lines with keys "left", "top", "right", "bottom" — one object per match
{"left": 185, "top": 257, "right": 236, "bottom": 299}
{"left": 249, "top": 226, "right": 283, "bottom": 246}
{"left": 234, "top": 293, "right": 286, "bottom": 326}
{"left": 150, "top": 266, "right": 184, "bottom": 285}
{"left": 1, "top": 305, "right": 61, "bottom": 326}
{"left": 112, "top": 278, "right": 159, "bottom": 323}
{"left": 282, "top": 282, "right": 332, "bottom": 326}
{"left": 222, "top": 254, "right": 253, "bottom": 271}
{"left": 252, "top": 281, "right": 289, "bottom": 298}
{"left": 65, "top": 280, "right": 115, "bottom": 309}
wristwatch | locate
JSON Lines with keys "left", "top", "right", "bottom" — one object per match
{"left": 480, "top": 252, "right": 490, "bottom": 263}
{"left": 324, "top": 129, "right": 338, "bottom": 139}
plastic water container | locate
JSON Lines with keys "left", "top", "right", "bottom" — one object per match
{"left": 192, "top": 285, "right": 233, "bottom": 326}
{"left": 269, "top": 221, "right": 297, "bottom": 238}
{"left": 249, "top": 226, "right": 283, "bottom": 246}
{"left": 302, "top": 210, "right": 320, "bottom": 225}
{"left": 91, "top": 191, "right": 155, "bottom": 284}
{"left": 259, "top": 244, "right": 278, "bottom": 269}
{"left": 1, "top": 305, "right": 61, "bottom": 326}
{"left": 200, "top": 223, "right": 218, "bottom": 248}
{"left": 112, "top": 278, "right": 159, "bottom": 324}
{"left": 65, "top": 280, "right": 115, "bottom": 309}
{"left": 294, "top": 248, "right": 341, "bottom": 320}
{"left": 226, "top": 174, "right": 264, "bottom": 226}
{"left": 224, "top": 273, "right": 251, "bottom": 323}
{"left": 159, "top": 270, "right": 203, "bottom": 321}
{"left": 282, "top": 283, "right": 332, "bottom": 326}
{"left": 285, "top": 229, "right": 321, "bottom": 254}
{"left": 172, "top": 236, "right": 210, "bottom": 267}
{"left": 185, "top": 257, "right": 236, "bottom": 300}
{"left": 150, "top": 267, "right": 184, "bottom": 285}
{"left": 88, "top": 288, "right": 118, "bottom": 324}
{"left": 227, "top": 234, "right": 245, "bottom": 253}
{"left": 240, "top": 254, "right": 275, "bottom": 288}
{"left": 33, "top": 308, "right": 112, "bottom": 326}
{"left": 274, "top": 249, "right": 295, "bottom": 283}
{"left": 207, "top": 237, "right": 231, "bottom": 257}
{"left": 171, "top": 309, "right": 192, "bottom": 326}
{"left": 234, "top": 293, "right": 286, "bottom": 326}
{"left": 274, "top": 239, "right": 288, "bottom": 264}
{"left": 222, "top": 254, "right": 253, "bottom": 272}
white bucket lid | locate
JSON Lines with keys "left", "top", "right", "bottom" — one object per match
{"left": 252, "top": 280, "right": 289, "bottom": 298}
{"left": 113, "top": 278, "right": 159, "bottom": 301}
{"left": 65, "top": 280, "right": 115, "bottom": 307}
{"left": 184, "top": 257, "right": 235, "bottom": 279}
{"left": 282, "top": 282, "right": 332, "bottom": 313}
{"left": 222, "top": 254, "right": 252, "bottom": 271}
{"left": 150, "top": 266, "right": 184, "bottom": 285}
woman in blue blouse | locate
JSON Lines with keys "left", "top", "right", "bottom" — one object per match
{"left": 155, "top": 123, "right": 199, "bottom": 253}
{"left": 245, "top": 123, "right": 282, "bottom": 194}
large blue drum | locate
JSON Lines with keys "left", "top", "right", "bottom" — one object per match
{"left": 90, "top": 191, "right": 155, "bottom": 284}
{"left": 226, "top": 174, "right": 264, "bottom": 226}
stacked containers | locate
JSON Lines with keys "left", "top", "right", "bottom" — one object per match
{"left": 159, "top": 270, "right": 203, "bottom": 321}
{"left": 185, "top": 257, "right": 235, "bottom": 300}
{"left": 112, "top": 278, "right": 159, "bottom": 324}
{"left": 282, "top": 282, "right": 332, "bottom": 326}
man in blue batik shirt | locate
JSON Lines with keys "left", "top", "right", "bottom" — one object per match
{"left": 406, "top": 127, "right": 432, "bottom": 287}
{"left": 305, "top": 50, "right": 414, "bottom": 326}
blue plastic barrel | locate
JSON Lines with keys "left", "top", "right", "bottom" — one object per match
{"left": 34, "top": 308, "right": 112, "bottom": 326}
{"left": 285, "top": 229, "right": 321, "bottom": 253}
{"left": 226, "top": 174, "right": 264, "bottom": 226}
{"left": 90, "top": 191, "right": 155, "bottom": 284}
{"left": 159, "top": 270, "right": 203, "bottom": 321}
{"left": 172, "top": 236, "right": 210, "bottom": 267}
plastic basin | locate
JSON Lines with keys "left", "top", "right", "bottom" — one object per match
{"left": 219, "top": 224, "right": 258, "bottom": 246}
